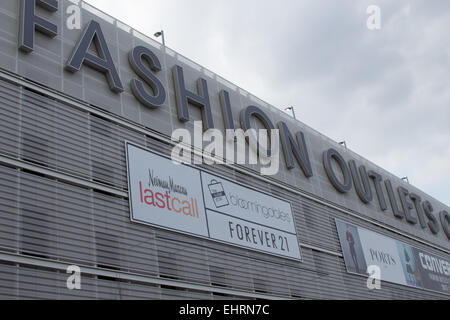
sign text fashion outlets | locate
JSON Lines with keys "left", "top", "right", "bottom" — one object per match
{"left": 126, "top": 142, "right": 302, "bottom": 261}
{"left": 336, "top": 219, "right": 450, "bottom": 295}
{"left": 18, "top": 0, "right": 450, "bottom": 242}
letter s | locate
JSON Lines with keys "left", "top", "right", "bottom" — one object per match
{"left": 129, "top": 46, "right": 166, "bottom": 108}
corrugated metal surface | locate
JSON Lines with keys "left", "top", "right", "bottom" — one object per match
{"left": 0, "top": 77, "right": 448, "bottom": 299}
{"left": 1, "top": 0, "right": 449, "bottom": 250}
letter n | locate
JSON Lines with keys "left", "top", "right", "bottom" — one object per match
{"left": 278, "top": 121, "right": 313, "bottom": 178}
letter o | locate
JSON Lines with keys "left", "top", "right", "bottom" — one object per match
{"left": 236, "top": 224, "right": 244, "bottom": 240}
{"left": 323, "top": 148, "right": 352, "bottom": 193}
{"left": 239, "top": 105, "right": 275, "bottom": 157}
{"left": 230, "top": 194, "right": 237, "bottom": 205}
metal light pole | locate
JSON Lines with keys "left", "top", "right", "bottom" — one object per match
{"left": 154, "top": 30, "right": 165, "bottom": 47}
{"left": 284, "top": 106, "right": 296, "bottom": 119}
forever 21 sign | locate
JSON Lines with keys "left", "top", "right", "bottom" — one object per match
{"left": 126, "top": 142, "right": 302, "bottom": 261}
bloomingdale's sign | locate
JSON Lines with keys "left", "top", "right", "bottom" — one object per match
{"left": 16, "top": 0, "right": 450, "bottom": 242}
{"left": 126, "top": 142, "right": 302, "bottom": 261}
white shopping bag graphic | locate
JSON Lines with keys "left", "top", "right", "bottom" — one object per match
{"left": 208, "top": 179, "right": 229, "bottom": 208}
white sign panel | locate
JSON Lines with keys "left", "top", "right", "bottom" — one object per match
{"left": 357, "top": 228, "right": 407, "bottom": 285}
{"left": 335, "top": 218, "right": 450, "bottom": 295}
{"left": 126, "top": 143, "right": 209, "bottom": 237}
{"left": 201, "top": 172, "right": 296, "bottom": 233}
{"left": 126, "top": 142, "right": 302, "bottom": 261}
{"left": 207, "top": 210, "right": 302, "bottom": 260}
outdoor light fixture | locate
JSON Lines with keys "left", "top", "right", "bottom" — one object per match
{"left": 284, "top": 106, "right": 296, "bottom": 119}
{"left": 339, "top": 141, "right": 347, "bottom": 148}
{"left": 154, "top": 30, "right": 165, "bottom": 46}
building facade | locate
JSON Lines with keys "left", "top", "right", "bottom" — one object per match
{"left": 0, "top": 0, "right": 449, "bottom": 299}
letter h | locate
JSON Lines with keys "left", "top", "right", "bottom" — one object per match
{"left": 172, "top": 65, "right": 214, "bottom": 130}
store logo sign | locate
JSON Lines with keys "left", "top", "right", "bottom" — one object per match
{"left": 208, "top": 180, "right": 229, "bottom": 208}
{"left": 336, "top": 219, "right": 450, "bottom": 296}
{"left": 126, "top": 142, "right": 302, "bottom": 261}
{"left": 369, "top": 249, "right": 397, "bottom": 266}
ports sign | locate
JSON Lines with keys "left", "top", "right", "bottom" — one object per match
{"left": 126, "top": 142, "right": 301, "bottom": 261}
{"left": 335, "top": 219, "right": 450, "bottom": 295}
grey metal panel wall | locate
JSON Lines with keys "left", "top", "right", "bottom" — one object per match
{"left": 0, "top": 261, "right": 251, "bottom": 300}
{"left": 0, "top": 0, "right": 449, "bottom": 249}
{"left": 0, "top": 77, "right": 448, "bottom": 299}
{"left": 0, "top": 0, "right": 449, "bottom": 299}
{"left": 0, "top": 164, "right": 18, "bottom": 251}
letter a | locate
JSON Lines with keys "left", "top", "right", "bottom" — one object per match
{"left": 366, "top": 5, "right": 381, "bottom": 30}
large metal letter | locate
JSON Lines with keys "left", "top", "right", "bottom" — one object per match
{"left": 422, "top": 201, "right": 440, "bottom": 235}
{"left": 240, "top": 105, "right": 275, "bottom": 157}
{"left": 219, "top": 90, "right": 235, "bottom": 131}
{"left": 129, "top": 46, "right": 166, "bottom": 108}
{"left": 323, "top": 149, "right": 352, "bottom": 193}
{"left": 397, "top": 187, "right": 417, "bottom": 225}
{"left": 349, "top": 160, "right": 373, "bottom": 203}
{"left": 19, "top": 0, "right": 58, "bottom": 52}
{"left": 277, "top": 121, "right": 313, "bottom": 178}
{"left": 439, "top": 210, "right": 450, "bottom": 240}
{"left": 172, "top": 65, "right": 214, "bottom": 130}
{"left": 368, "top": 170, "right": 388, "bottom": 211}
{"left": 409, "top": 193, "right": 427, "bottom": 229}
{"left": 66, "top": 20, "right": 124, "bottom": 93}
{"left": 385, "top": 180, "right": 405, "bottom": 219}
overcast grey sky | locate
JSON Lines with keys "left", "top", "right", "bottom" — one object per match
{"left": 87, "top": 0, "right": 450, "bottom": 205}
